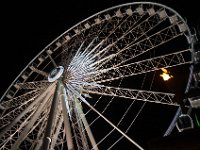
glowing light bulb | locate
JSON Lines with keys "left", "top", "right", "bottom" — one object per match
{"left": 160, "top": 68, "right": 173, "bottom": 81}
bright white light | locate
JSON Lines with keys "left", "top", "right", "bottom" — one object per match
{"left": 160, "top": 73, "right": 171, "bottom": 81}
{"left": 160, "top": 68, "right": 173, "bottom": 81}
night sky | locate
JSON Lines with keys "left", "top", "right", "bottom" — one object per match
{"left": 0, "top": 0, "right": 199, "bottom": 149}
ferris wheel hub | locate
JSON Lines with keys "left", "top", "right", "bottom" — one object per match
{"left": 48, "top": 66, "right": 64, "bottom": 82}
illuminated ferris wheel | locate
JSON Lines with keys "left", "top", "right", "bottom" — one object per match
{"left": 0, "top": 2, "right": 196, "bottom": 150}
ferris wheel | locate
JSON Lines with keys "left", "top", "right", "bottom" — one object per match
{"left": 0, "top": 2, "right": 195, "bottom": 150}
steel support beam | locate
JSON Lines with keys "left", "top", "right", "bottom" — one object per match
{"left": 60, "top": 83, "right": 74, "bottom": 150}
{"left": 41, "top": 81, "right": 60, "bottom": 150}
{"left": 80, "top": 111, "right": 99, "bottom": 150}
{"left": 75, "top": 100, "right": 98, "bottom": 150}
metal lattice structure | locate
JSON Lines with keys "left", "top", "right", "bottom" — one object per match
{"left": 0, "top": 2, "right": 195, "bottom": 150}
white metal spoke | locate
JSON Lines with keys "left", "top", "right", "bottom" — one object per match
{"left": 91, "top": 20, "right": 184, "bottom": 70}
{"left": 67, "top": 82, "right": 144, "bottom": 149}
{"left": 14, "top": 81, "right": 51, "bottom": 90}
{"left": 79, "top": 94, "right": 144, "bottom": 150}
{"left": 47, "top": 51, "right": 58, "bottom": 67}
{"left": 83, "top": 84, "right": 176, "bottom": 105}
{"left": 90, "top": 9, "right": 161, "bottom": 64}
{"left": 0, "top": 89, "right": 40, "bottom": 110}
{"left": 0, "top": 94, "right": 38, "bottom": 129}
{"left": 29, "top": 107, "right": 50, "bottom": 150}
{"left": 0, "top": 83, "right": 56, "bottom": 149}
{"left": 88, "top": 13, "right": 144, "bottom": 60}
{"left": 88, "top": 49, "right": 192, "bottom": 83}
{"left": 29, "top": 66, "right": 48, "bottom": 78}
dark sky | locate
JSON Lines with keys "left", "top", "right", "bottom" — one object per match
{"left": 0, "top": 0, "right": 199, "bottom": 96}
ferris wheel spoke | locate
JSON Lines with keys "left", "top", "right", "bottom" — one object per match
{"left": 71, "top": 109, "right": 90, "bottom": 150}
{"left": 121, "top": 8, "right": 165, "bottom": 43}
{"left": 10, "top": 93, "right": 53, "bottom": 150}
{"left": 29, "top": 110, "right": 50, "bottom": 150}
{"left": 88, "top": 49, "right": 192, "bottom": 83}
{"left": 87, "top": 97, "right": 136, "bottom": 149}
{"left": 89, "top": 11, "right": 147, "bottom": 61}
{"left": 21, "top": 108, "right": 50, "bottom": 150}
{"left": 93, "top": 8, "right": 167, "bottom": 61}
{"left": 0, "top": 83, "right": 56, "bottom": 146}
{"left": 93, "top": 13, "right": 139, "bottom": 44}
{"left": 94, "top": 21, "right": 185, "bottom": 70}
{"left": 0, "top": 107, "right": 36, "bottom": 149}
{"left": 0, "top": 89, "right": 40, "bottom": 110}
{"left": 62, "top": 40, "right": 86, "bottom": 72}
{"left": 0, "top": 94, "right": 39, "bottom": 129}
{"left": 47, "top": 51, "right": 58, "bottom": 67}
{"left": 66, "top": 96, "right": 99, "bottom": 150}
{"left": 14, "top": 80, "right": 51, "bottom": 90}
{"left": 75, "top": 102, "right": 99, "bottom": 150}
{"left": 30, "top": 66, "right": 49, "bottom": 78}
{"left": 78, "top": 94, "right": 144, "bottom": 150}
{"left": 69, "top": 43, "right": 96, "bottom": 75}
{"left": 0, "top": 99, "right": 50, "bottom": 149}
{"left": 93, "top": 12, "right": 133, "bottom": 41}
{"left": 10, "top": 85, "right": 56, "bottom": 150}
{"left": 83, "top": 85, "right": 176, "bottom": 105}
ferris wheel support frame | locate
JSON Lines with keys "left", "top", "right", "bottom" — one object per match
{"left": 42, "top": 81, "right": 60, "bottom": 150}
{"left": 60, "top": 82, "right": 74, "bottom": 150}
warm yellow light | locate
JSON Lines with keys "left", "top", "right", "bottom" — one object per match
{"left": 160, "top": 68, "right": 173, "bottom": 81}
{"left": 161, "top": 68, "right": 168, "bottom": 73}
